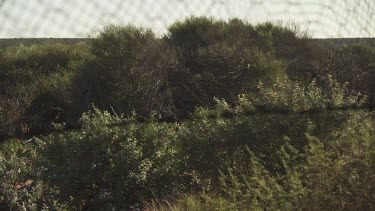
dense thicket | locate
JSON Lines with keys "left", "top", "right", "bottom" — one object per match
{"left": 0, "top": 17, "right": 374, "bottom": 210}
{"left": 0, "top": 17, "right": 373, "bottom": 139}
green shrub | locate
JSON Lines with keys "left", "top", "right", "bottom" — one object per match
{"left": 0, "top": 138, "right": 65, "bottom": 210}
{"left": 72, "top": 24, "right": 179, "bottom": 119}
{"left": 0, "top": 70, "right": 75, "bottom": 137}
{"left": 38, "top": 69, "right": 368, "bottom": 208}
{"left": 165, "top": 17, "right": 300, "bottom": 117}
{"left": 167, "top": 17, "right": 228, "bottom": 55}
{"left": 0, "top": 42, "right": 92, "bottom": 138}
{"left": 149, "top": 110, "right": 374, "bottom": 210}
{"left": 40, "top": 107, "right": 180, "bottom": 209}
{"left": 0, "top": 138, "right": 27, "bottom": 158}
{"left": 1, "top": 87, "right": 371, "bottom": 210}
{"left": 339, "top": 44, "right": 375, "bottom": 70}
{"left": 337, "top": 44, "right": 375, "bottom": 107}
{"left": 250, "top": 75, "right": 365, "bottom": 112}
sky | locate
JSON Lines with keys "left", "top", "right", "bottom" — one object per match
{"left": 0, "top": 0, "right": 374, "bottom": 38}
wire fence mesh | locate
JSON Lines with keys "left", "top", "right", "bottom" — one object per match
{"left": 0, "top": 0, "right": 374, "bottom": 38}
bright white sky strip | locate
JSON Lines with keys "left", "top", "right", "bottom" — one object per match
{"left": 0, "top": 0, "right": 374, "bottom": 38}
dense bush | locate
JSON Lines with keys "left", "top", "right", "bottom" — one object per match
{"left": 0, "top": 98, "right": 373, "bottom": 210}
{"left": 40, "top": 108, "right": 180, "bottom": 209}
{"left": 15, "top": 99, "right": 369, "bottom": 210}
{"left": 2, "top": 77, "right": 364, "bottom": 209}
{"left": 72, "top": 25, "right": 179, "bottom": 119}
{"left": 0, "top": 42, "right": 92, "bottom": 138}
{"left": 0, "top": 17, "right": 374, "bottom": 210}
{"left": 0, "top": 138, "right": 65, "bottom": 210}
{"left": 337, "top": 44, "right": 375, "bottom": 107}
{"left": 165, "top": 17, "right": 302, "bottom": 116}
{"left": 143, "top": 110, "right": 374, "bottom": 211}
{"left": 1, "top": 18, "right": 373, "bottom": 139}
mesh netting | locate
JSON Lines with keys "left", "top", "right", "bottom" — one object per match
{"left": 0, "top": 0, "right": 374, "bottom": 38}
